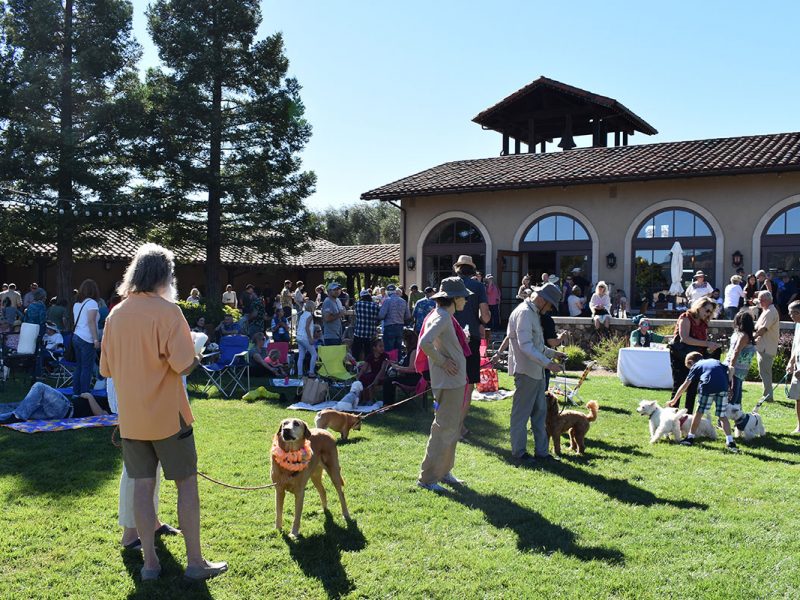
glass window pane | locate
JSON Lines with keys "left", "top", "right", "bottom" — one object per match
{"left": 637, "top": 218, "right": 654, "bottom": 238}
{"left": 574, "top": 222, "right": 589, "bottom": 240}
{"left": 455, "top": 221, "right": 471, "bottom": 241}
{"left": 694, "top": 217, "right": 711, "bottom": 237}
{"left": 538, "top": 216, "right": 556, "bottom": 241}
{"left": 654, "top": 210, "right": 673, "bottom": 238}
{"left": 767, "top": 213, "right": 786, "bottom": 235}
{"left": 674, "top": 210, "right": 694, "bottom": 237}
{"left": 786, "top": 206, "right": 800, "bottom": 235}
{"left": 523, "top": 223, "right": 538, "bottom": 242}
{"left": 438, "top": 222, "right": 455, "bottom": 244}
{"left": 556, "top": 215, "right": 573, "bottom": 241}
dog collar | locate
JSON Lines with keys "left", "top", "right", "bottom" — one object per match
{"left": 735, "top": 413, "right": 750, "bottom": 429}
{"left": 271, "top": 436, "right": 313, "bottom": 472}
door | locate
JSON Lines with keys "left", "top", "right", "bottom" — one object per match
{"left": 497, "top": 251, "right": 522, "bottom": 323}
{"left": 557, "top": 252, "right": 591, "bottom": 287}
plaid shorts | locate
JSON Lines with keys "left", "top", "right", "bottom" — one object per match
{"left": 697, "top": 391, "right": 728, "bottom": 417}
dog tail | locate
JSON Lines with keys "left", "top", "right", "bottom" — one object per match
{"left": 586, "top": 400, "right": 599, "bottom": 422}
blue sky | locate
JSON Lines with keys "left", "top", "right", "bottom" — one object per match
{"left": 131, "top": 1, "right": 800, "bottom": 211}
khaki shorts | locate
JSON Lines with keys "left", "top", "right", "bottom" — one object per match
{"left": 121, "top": 418, "right": 198, "bottom": 481}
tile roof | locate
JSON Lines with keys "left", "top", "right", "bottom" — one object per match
{"left": 361, "top": 132, "right": 800, "bottom": 201}
{"left": 25, "top": 230, "right": 399, "bottom": 269}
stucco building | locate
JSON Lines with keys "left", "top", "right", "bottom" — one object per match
{"left": 363, "top": 77, "right": 800, "bottom": 321}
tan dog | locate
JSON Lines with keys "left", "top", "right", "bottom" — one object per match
{"left": 545, "top": 392, "right": 599, "bottom": 456}
{"left": 271, "top": 418, "right": 350, "bottom": 537}
{"left": 314, "top": 409, "right": 362, "bottom": 440}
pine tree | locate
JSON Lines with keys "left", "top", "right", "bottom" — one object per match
{"left": 0, "top": 0, "right": 143, "bottom": 301}
{"left": 144, "top": 0, "right": 315, "bottom": 304}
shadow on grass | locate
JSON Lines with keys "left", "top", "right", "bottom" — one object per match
{"left": 736, "top": 435, "right": 800, "bottom": 464}
{"left": 590, "top": 439, "right": 649, "bottom": 457}
{"left": 598, "top": 406, "right": 633, "bottom": 415}
{"left": 284, "top": 513, "right": 366, "bottom": 599}
{"left": 122, "top": 539, "right": 212, "bottom": 599}
{"left": 444, "top": 485, "right": 624, "bottom": 564}
{"left": 0, "top": 426, "right": 121, "bottom": 498}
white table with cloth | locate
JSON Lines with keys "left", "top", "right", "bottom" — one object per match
{"left": 617, "top": 347, "right": 673, "bottom": 389}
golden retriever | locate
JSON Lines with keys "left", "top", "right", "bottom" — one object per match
{"left": 314, "top": 409, "right": 362, "bottom": 440}
{"left": 271, "top": 418, "right": 350, "bottom": 537}
{"left": 545, "top": 392, "right": 599, "bottom": 456}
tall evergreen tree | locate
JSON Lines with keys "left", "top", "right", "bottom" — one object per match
{"left": 0, "top": 0, "right": 143, "bottom": 301}
{"left": 145, "top": 0, "right": 315, "bottom": 304}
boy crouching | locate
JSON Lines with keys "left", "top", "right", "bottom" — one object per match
{"left": 670, "top": 351, "right": 738, "bottom": 453}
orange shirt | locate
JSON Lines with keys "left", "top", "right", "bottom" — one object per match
{"left": 100, "top": 293, "right": 196, "bottom": 440}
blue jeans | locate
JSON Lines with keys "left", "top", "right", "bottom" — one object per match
{"left": 724, "top": 306, "right": 738, "bottom": 320}
{"left": 72, "top": 335, "right": 96, "bottom": 394}
{"left": 382, "top": 324, "right": 403, "bottom": 353}
{"left": 3, "top": 382, "right": 71, "bottom": 421}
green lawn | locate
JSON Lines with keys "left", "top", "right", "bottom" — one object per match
{"left": 1, "top": 373, "right": 799, "bottom": 599}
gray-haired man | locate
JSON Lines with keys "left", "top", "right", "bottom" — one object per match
{"left": 754, "top": 290, "right": 779, "bottom": 402}
{"left": 506, "top": 282, "right": 566, "bottom": 467}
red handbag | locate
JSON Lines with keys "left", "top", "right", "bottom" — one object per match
{"left": 477, "top": 367, "right": 499, "bottom": 393}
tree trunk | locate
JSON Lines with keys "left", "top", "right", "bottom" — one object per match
{"left": 57, "top": 0, "right": 74, "bottom": 303}
{"left": 205, "top": 7, "right": 223, "bottom": 307}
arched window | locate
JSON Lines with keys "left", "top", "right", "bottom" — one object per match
{"left": 519, "top": 214, "right": 592, "bottom": 290}
{"left": 423, "top": 219, "right": 485, "bottom": 288}
{"left": 762, "top": 204, "right": 800, "bottom": 280}
{"left": 632, "top": 208, "right": 715, "bottom": 308}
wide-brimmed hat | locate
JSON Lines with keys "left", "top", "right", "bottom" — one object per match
{"left": 533, "top": 282, "right": 562, "bottom": 307}
{"left": 45, "top": 321, "right": 59, "bottom": 332}
{"left": 693, "top": 270, "right": 706, "bottom": 279}
{"left": 547, "top": 274, "right": 560, "bottom": 285}
{"left": 453, "top": 255, "right": 476, "bottom": 269}
{"left": 431, "top": 277, "right": 473, "bottom": 299}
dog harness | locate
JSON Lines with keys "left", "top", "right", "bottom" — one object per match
{"left": 734, "top": 413, "right": 751, "bottom": 430}
{"left": 271, "top": 436, "right": 313, "bottom": 472}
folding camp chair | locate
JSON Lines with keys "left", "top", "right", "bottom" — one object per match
{"left": 201, "top": 334, "right": 250, "bottom": 398}
{"left": 1, "top": 323, "right": 40, "bottom": 382}
{"left": 550, "top": 361, "right": 595, "bottom": 406}
{"left": 393, "top": 375, "right": 431, "bottom": 411}
{"left": 317, "top": 344, "right": 356, "bottom": 402}
{"left": 45, "top": 331, "right": 74, "bottom": 389}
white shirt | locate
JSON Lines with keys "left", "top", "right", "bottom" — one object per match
{"left": 567, "top": 295, "right": 584, "bottom": 317}
{"left": 73, "top": 299, "right": 100, "bottom": 343}
{"left": 296, "top": 312, "right": 312, "bottom": 342}
{"left": 685, "top": 281, "right": 714, "bottom": 303}
{"left": 589, "top": 293, "right": 611, "bottom": 312}
{"left": 222, "top": 290, "right": 237, "bottom": 305}
{"left": 43, "top": 331, "right": 64, "bottom": 350}
{"left": 723, "top": 283, "right": 744, "bottom": 308}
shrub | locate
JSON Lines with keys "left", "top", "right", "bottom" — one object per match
{"left": 177, "top": 301, "right": 241, "bottom": 328}
{"left": 591, "top": 334, "right": 629, "bottom": 372}
{"left": 562, "top": 345, "right": 588, "bottom": 370}
{"left": 653, "top": 324, "right": 673, "bottom": 337}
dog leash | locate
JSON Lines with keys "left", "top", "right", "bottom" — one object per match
{"left": 359, "top": 389, "right": 430, "bottom": 420}
{"left": 111, "top": 425, "right": 276, "bottom": 491}
{"left": 754, "top": 372, "right": 790, "bottom": 412}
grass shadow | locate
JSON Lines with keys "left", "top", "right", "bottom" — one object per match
{"left": 284, "top": 512, "right": 366, "bottom": 599}
{"left": 598, "top": 406, "right": 633, "bottom": 415}
{"left": 0, "top": 426, "right": 121, "bottom": 498}
{"left": 590, "top": 439, "right": 650, "bottom": 457}
{"left": 444, "top": 486, "right": 624, "bottom": 564}
{"left": 122, "top": 539, "right": 213, "bottom": 599}
{"left": 549, "top": 461, "right": 708, "bottom": 510}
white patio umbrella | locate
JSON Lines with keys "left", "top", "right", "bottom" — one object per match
{"left": 669, "top": 241, "right": 684, "bottom": 295}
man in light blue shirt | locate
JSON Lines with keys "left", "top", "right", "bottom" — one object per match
{"left": 378, "top": 284, "right": 410, "bottom": 352}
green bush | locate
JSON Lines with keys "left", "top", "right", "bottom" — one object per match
{"left": 562, "top": 345, "right": 588, "bottom": 370}
{"left": 177, "top": 301, "right": 241, "bottom": 327}
{"left": 591, "top": 334, "right": 629, "bottom": 372}
{"left": 653, "top": 324, "right": 673, "bottom": 337}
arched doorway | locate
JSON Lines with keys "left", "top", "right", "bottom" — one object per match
{"left": 761, "top": 202, "right": 800, "bottom": 278}
{"left": 519, "top": 213, "right": 592, "bottom": 290}
{"left": 422, "top": 218, "right": 486, "bottom": 288}
{"left": 631, "top": 208, "right": 715, "bottom": 310}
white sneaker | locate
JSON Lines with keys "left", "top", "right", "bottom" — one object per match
{"left": 416, "top": 480, "right": 446, "bottom": 492}
{"left": 440, "top": 472, "right": 464, "bottom": 485}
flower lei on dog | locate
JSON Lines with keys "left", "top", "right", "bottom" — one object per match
{"left": 271, "top": 435, "right": 313, "bottom": 472}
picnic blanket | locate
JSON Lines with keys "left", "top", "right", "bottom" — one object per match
{"left": 472, "top": 389, "right": 514, "bottom": 402}
{"left": 287, "top": 400, "right": 384, "bottom": 413}
{"left": 1, "top": 413, "right": 118, "bottom": 434}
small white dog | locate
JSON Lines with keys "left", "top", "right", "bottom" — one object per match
{"left": 637, "top": 400, "right": 686, "bottom": 443}
{"left": 725, "top": 404, "right": 766, "bottom": 440}
{"left": 334, "top": 380, "right": 364, "bottom": 411}
{"left": 637, "top": 400, "right": 718, "bottom": 442}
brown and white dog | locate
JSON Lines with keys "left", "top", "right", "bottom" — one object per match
{"left": 314, "top": 409, "right": 362, "bottom": 440}
{"left": 545, "top": 392, "right": 599, "bottom": 455}
{"left": 271, "top": 418, "right": 350, "bottom": 537}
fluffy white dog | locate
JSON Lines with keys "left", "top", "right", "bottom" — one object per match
{"left": 725, "top": 404, "right": 766, "bottom": 440}
{"left": 637, "top": 400, "right": 685, "bottom": 443}
{"left": 679, "top": 414, "right": 717, "bottom": 440}
{"left": 334, "top": 380, "right": 364, "bottom": 411}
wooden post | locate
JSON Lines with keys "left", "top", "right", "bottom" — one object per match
{"left": 623, "top": 131, "right": 629, "bottom": 145}
{"left": 528, "top": 119, "right": 535, "bottom": 153}
{"left": 540, "top": 141, "right": 546, "bottom": 153}
{"left": 514, "top": 138, "right": 521, "bottom": 154}
{"left": 614, "top": 131, "right": 620, "bottom": 146}
{"left": 502, "top": 133, "right": 509, "bottom": 155}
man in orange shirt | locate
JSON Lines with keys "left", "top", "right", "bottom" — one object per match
{"left": 100, "top": 243, "right": 227, "bottom": 582}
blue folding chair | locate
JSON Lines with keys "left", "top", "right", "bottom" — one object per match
{"left": 48, "top": 332, "right": 75, "bottom": 389}
{"left": 201, "top": 334, "right": 250, "bottom": 398}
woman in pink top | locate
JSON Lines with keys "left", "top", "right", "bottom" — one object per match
{"left": 485, "top": 274, "right": 501, "bottom": 330}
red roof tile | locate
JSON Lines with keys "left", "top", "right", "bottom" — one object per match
{"left": 361, "top": 132, "right": 800, "bottom": 201}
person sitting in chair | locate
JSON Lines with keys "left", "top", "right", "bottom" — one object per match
{"left": 358, "top": 338, "right": 390, "bottom": 403}
{"left": 0, "top": 382, "right": 111, "bottom": 424}
{"left": 264, "top": 348, "right": 288, "bottom": 378}
{"left": 382, "top": 329, "right": 422, "bottom": 404}
{"left": 629, "top": 315, "right": 667, "bottom": 347}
